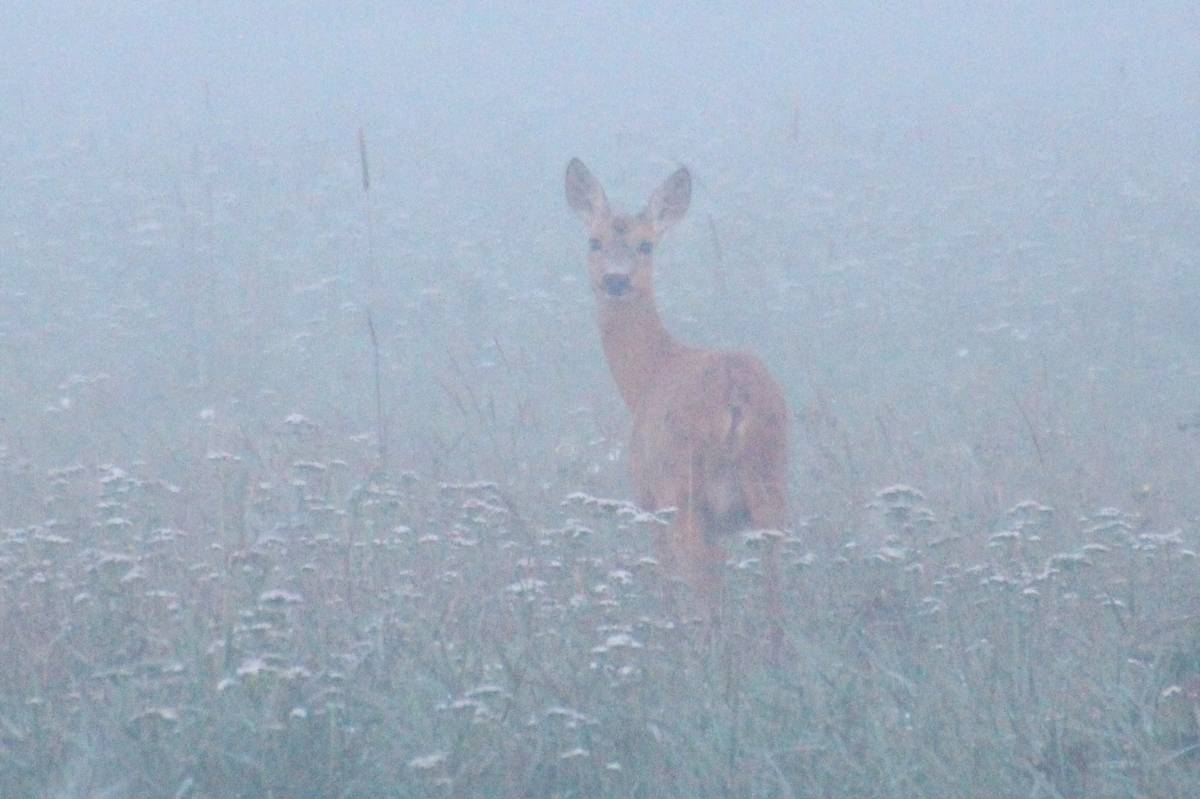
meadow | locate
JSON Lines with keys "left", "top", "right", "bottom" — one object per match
{"left": 2, "top": 90, "right": 1200, "bottom": 797}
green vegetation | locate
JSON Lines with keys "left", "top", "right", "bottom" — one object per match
{"left": 3, "top": 115, "right": 1199, "bottom": 797}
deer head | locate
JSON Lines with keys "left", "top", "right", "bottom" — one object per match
{"left": 565, "top": 158, "right": 691, "bottom": 302}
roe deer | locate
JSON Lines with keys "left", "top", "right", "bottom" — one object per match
{"left": 564, "top": 158, "right": 789, "bottom": 625}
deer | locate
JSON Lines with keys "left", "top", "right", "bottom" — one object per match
{"left": 564, "top": 158, "right": 789, "bottom": 636}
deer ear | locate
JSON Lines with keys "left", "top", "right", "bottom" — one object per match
{"left": 647, "top": 166, "right": 691, "bottom": 233}
{"left": 565, "top": 158, "right": 609, "bottom": 224}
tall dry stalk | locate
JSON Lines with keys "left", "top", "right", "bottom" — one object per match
{"left": 358, "top": 128, "right": 388, "bottom": 469}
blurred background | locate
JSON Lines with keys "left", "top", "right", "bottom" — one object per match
{"left": 3, "top": 3, "right": 1198, "bottom": 521}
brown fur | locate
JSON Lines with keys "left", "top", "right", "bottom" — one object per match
{"left": 565, "top": 159, "right": 789, "bottom": 621}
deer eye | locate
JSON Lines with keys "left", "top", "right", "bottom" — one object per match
{"left": 637, "top": 241, "right": 653, "bottom": 255}
{"left": 589, "top": 238, "right": 602, "bottom": 251}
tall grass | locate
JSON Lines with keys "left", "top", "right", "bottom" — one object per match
{"left": 1, "top": 120, "right": 1198, "bottom": 797}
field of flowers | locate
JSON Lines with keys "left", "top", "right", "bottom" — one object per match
{"left": 2, "top": 117, "right": 1199, "bottom": 797}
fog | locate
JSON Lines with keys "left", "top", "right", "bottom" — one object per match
{"left": 3, "top": 3, "right": 1200, "bottom": 796}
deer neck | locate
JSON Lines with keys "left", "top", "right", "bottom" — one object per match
{"left": 597, "top": 292, "right": 682, "bottom": 412}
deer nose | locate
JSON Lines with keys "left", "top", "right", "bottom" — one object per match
{"left": 600, "top": 273, "right": 632, "bottom": 297}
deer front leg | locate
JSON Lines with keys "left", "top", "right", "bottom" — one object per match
{"left": 669, "top": 503, "right": 725, "bottom": 626}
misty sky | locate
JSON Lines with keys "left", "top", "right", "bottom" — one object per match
{"left": 4, "top": 4, "right": 1197, "bottom": 170}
